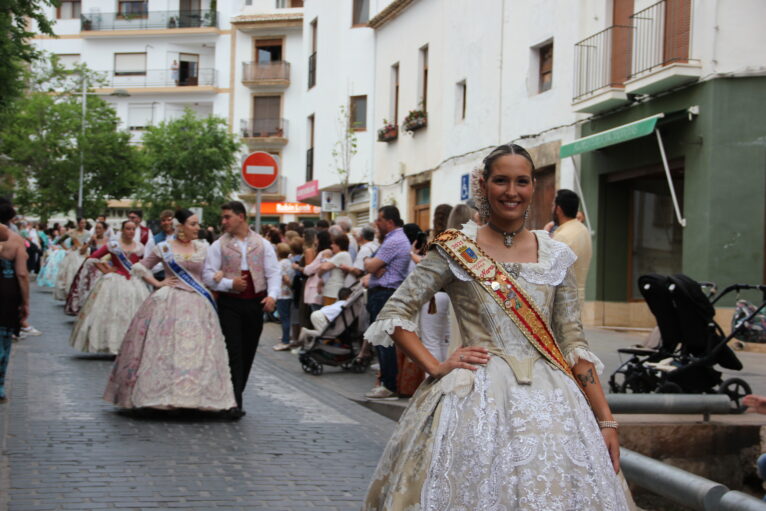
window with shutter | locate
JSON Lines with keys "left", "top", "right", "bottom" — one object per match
{"left": 538, "top": 42, "right": 553, "bottom": 93}
{"left": 115, "top": 53, "right": 147, "bottom": 76}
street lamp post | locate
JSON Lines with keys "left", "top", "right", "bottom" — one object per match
{"left": 76, "top": 80, "right": 130, "bottom": 218}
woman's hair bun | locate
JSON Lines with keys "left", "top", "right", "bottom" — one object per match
{"left": 174, "top": 208, "right": 195, "bottom": 225}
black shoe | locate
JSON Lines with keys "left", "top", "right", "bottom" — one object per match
{"left": 223, "top": 407, "right": 246, "bottom": 420}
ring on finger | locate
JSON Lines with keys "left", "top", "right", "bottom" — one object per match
{"left": 459, "top": 354, "right": 464, "bottom": 361}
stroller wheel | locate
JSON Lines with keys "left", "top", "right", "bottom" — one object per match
{"left": 718, "top": 377, "right": 752, "bottom": 414}
{"left": 310, "top": 361, "right": 323, "bottom": 376}
{"left": 656, "top": 382, "right": 683, "bottom": 394}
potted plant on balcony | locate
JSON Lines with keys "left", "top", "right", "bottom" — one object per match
{"left": 377, "top": 119, "right": 398, "bottom": 142}
{"left": 167, "top": 16, "right": 178, "bottom": 28}
{"left": 402, "top": 108, "right": 427, "bottom": 132}
{"left": 82, "top": 17, "right": 92, "bottom": 31}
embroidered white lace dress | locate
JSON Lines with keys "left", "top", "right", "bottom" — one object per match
{"left": 363, "top": 222, "right": 632, "bottom": 511}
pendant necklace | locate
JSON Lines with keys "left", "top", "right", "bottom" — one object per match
{"left": 487, "top": 222, "right": 524, "bottom": 248}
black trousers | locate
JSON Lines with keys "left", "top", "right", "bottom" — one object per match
{"left": 218, "top": 294, "right": 265, "bottom": 409}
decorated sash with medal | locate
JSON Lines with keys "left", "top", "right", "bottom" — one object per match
{"left": 158, "top": 241, "right": 217, "bottom": 311}
{"left": 433, "top": 229, "right": 577, "bottom": 384}
{"left": 108, "top": 239, "right": 134, "bottom": 272}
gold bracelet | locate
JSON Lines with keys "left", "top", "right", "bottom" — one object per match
{"left": 598, "top": 420, "right": 619, "bottom": 430}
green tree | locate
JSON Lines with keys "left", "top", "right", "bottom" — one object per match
{"left": 136, "top": 109, "right": 242, "bottom": 223}
{"left": 0, "top": 57, "right": 143, "bottom": 221}
{"left": 0, "top": 0, "right": 57, "bottom": 108}
{"left": 330, "top": 104, "right": 359, "bottom": 214}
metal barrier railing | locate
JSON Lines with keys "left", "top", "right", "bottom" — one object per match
{"left": 107, "top": 68, "right": 216, "bottom": 88}
{"left": 629, "top": 0, "right": 692, "bottom": 78}
{"left": 622, "top": 449, "right": 766, "bottom": 510}
{"left": 242, "top": 61, "right": 291, "bottom": 83}
{"left": 606, "top": 393, "right": 732, "bottom": 419}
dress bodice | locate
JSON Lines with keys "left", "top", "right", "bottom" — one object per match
{"left": 365, "top": 221, "right": 603, "bottom": 384}
{"left": 142, "top": 240, "right": 208, "bottom": 292}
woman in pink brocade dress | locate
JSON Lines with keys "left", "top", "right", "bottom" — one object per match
{"left": 103, "top": 210, "right": 236, "bottom": 411}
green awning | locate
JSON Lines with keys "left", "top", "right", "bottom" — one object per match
{"left": 559, "top": 113, "right": 664, "bottom": 158}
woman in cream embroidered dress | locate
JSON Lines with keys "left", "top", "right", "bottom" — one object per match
{"left": 103, "top": 210, "right": 236, "bottom": 411}
{"left": 363, "top": 144, "right": 633, "bottom": 511}
{"left": 69, "top": 221, "right": 149, "bottom": 354}
{"left": 54, "top": 218, "right": 91, "bottom": 301}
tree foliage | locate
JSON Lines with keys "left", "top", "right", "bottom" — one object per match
{"left": 330, "top": 104, "right": 359, "bottom": 213}
{"left": 0, "top": 57, "right": 143, "bottom": 221}
{"left": 136, "top": 109, "right": 242, "bottom": 222}
{"left": 0, "top": 0, "right": 57, "bottom": 108}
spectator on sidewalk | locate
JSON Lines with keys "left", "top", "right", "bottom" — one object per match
{"left": 273, "top": 243, "right": 295, "bottom": 351}
{"left": 745, "top": 394, "right": 766, "bottom": 501}
{"left": 363, "top": 205, "right": 411, "bottom": 400}
{"left": 550, "top": 189, "right": 592, "bottom": 305}
{"left": 0, "top": 203, "right": 30, "bottom": 402}
{"left": 296, "top": 287, "right": 353, "bottom": 347}
{"left": 340, "top": 225, "right": 379, "bottom": 286}
{"left": 334, "top": 216, "right": 358, "bottom": 261}
{"left": 318, "top": 234, "right": 352, "bottom": 303}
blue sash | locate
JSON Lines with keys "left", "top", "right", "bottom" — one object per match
{"left": 158, "top": 241, "right": 217, "bottom": 311}
{"left": 108, "top": 240, "right": 133, "bottom": 271}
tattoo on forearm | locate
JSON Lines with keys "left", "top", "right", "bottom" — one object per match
{"left": 576, "top": 368, "right": 595, "bottom": 388}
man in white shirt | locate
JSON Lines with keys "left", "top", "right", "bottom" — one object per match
{"left": 296, "top": 287, "right": 352, "bottom": 347}
{"left": 202, "top": 201, "right": 280, "bottom": 419}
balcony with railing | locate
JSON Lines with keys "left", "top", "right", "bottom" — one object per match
{"left": 242, "top": 61, "right": 291, "bottom": 87}
{"left": 572, "top": 25, "right": 633, "bottom": 113}
{"left": 625, "top": 0, "right": 700, "bottom": 95}
{"left": 307, "top": 52, "right": 316, "bottom": 89}
{"left": 103, "top": 68, "right": 217, "bottom": 90}
{"left": 81, "top": 10, "right": 218, "bottom": 32}
{"left": 240, "top": 118, "right": 289, "bottom": 148}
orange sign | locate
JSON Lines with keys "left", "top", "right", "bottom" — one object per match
{"left": 258, "top": 202, "right": 321, "bottom": 215}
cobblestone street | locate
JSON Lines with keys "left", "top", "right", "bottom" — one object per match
{"left": 0, "top": 285, "right": 394, "bottom": 511}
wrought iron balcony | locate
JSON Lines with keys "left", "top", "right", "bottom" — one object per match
{"left": 242, "top": 61, "right": 291, "bottom": 86}
{"left": 573, "top": 25, "right": 633, "bottom": 101}
{"left": 81, "top": 10, "right": 219, "bottom": 31}
{"left": 629, "top": 0, "right": 692, "bottom": 78}
{"left": 240, "top": 118, "right": 289, "bottom": 141}
{"left": 104, "top": 68, "right": 216, "bottom": 88}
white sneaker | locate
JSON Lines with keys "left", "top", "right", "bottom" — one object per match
{"left": 370, "top": 363, "right": 380, "bottom": 371}
{"left": 365, "top": 386, "right": 398, "bottom": 400}
{"left": 21, "top": 326, "right": 42, "bottom": 336}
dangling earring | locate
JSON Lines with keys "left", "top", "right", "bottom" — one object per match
{"left": 176, "top": 229, "right": 186, "bottom": 242}
{"left": 523, "top": 208, "right": 530, "bottom": 223}
{"left": 480, "top": 197, "right": 490, "bottom": 220}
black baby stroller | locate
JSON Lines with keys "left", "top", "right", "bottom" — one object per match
{"left": 298, "top": 283, "right": 372, "bottom": 376}
{"left": 608, "top": 273, "right": 764, "bottom": 412}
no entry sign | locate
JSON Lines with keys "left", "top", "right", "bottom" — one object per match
{"left": 241, "top": 151, "right": 279, "bottom": 190}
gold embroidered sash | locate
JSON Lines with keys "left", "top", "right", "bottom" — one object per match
{"left": 433, "top": 229, "right": 577, "bottom": 383}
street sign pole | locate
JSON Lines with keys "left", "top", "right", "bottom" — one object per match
{"left": 255, "top": 189, "right": 262, "bottom": 233}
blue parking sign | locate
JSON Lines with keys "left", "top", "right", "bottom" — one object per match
{"left": 460, "top": 174, "right": 470, "bottom": 201}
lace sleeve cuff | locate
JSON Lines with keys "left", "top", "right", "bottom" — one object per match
{"left": 363, "top": 318, "right": 418, "bottom": 347}
{"left": 563, "top": 346, "right": 605, "bottom": 375}
{"left": 130, "top": 263, "right": 151, "bottom": 280}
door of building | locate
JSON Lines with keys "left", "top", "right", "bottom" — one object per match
{"left": 253, "top": 96, "right": 281, "bottom": 136}
{"left": 178, "top": 53, "right": 199, "bottom": 86}
{"left": 528, "top": 165, "right": 555, "bottom": 230}
{"left": 605, "top": 161, "right": 684, "bottom": 300}
{"left": 179, "top": 0, "right": 201, "bottom": 27}
{"left": 411, "top": 183, "right": 430, "bottom": 231}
